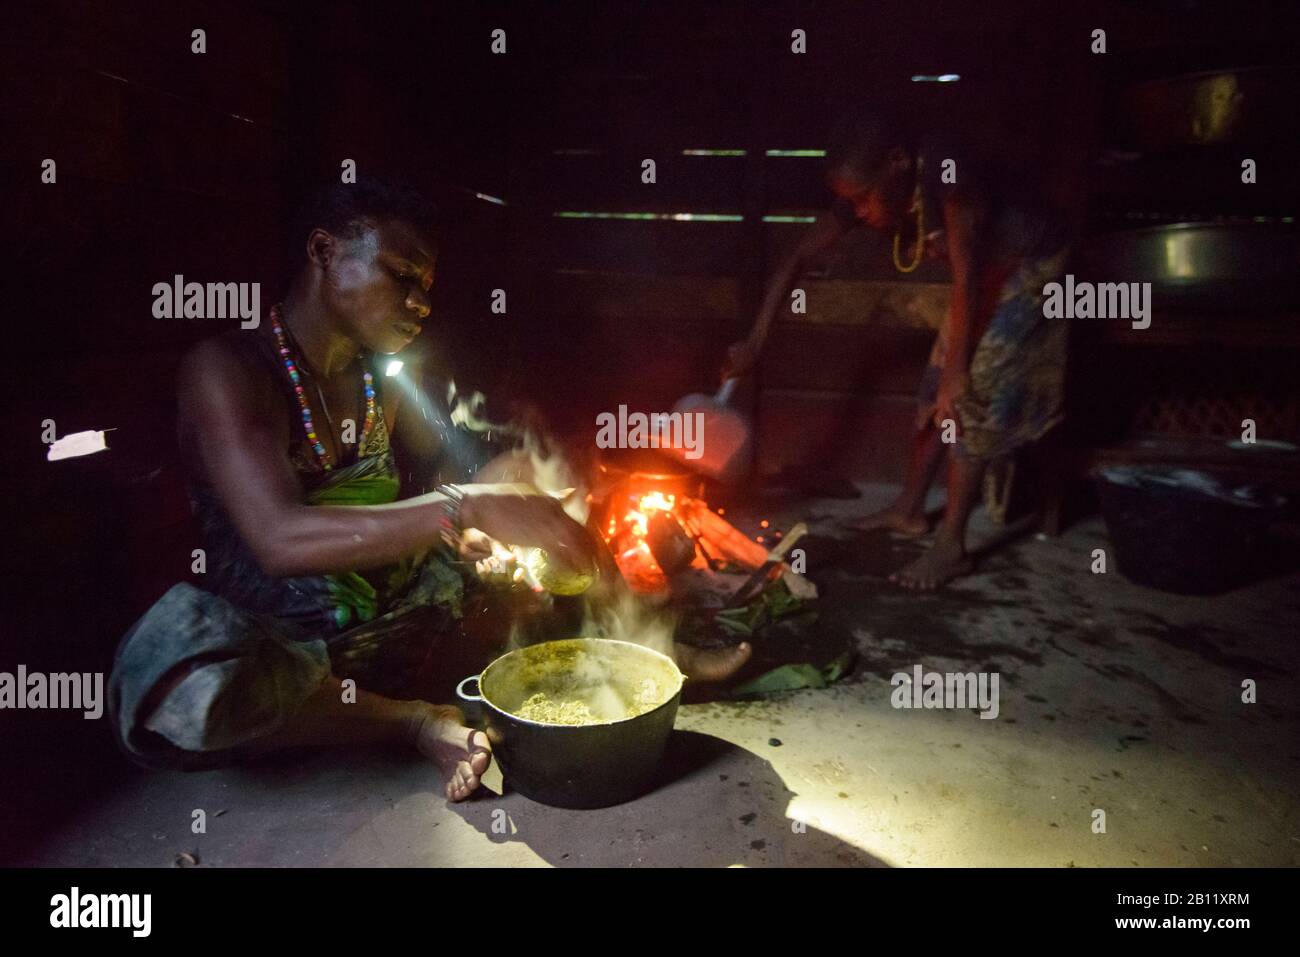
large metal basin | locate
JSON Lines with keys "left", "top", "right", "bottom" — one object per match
{"left": 1077, "top": 222, "right": 1300, "bottom": 310}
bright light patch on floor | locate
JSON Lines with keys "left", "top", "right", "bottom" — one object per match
{"left": 910, "top": 73, "right": 960, "bottom": 82}
{"left": 385, "top": 360, "right": 403, "bottom": 377}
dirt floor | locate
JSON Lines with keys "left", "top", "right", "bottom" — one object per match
{"left": 18, "top": 484, "right": 1300, "bottom": 867}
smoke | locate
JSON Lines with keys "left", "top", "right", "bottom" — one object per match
{"left": 580, "top": 591, "right": 675, "bottom": 660}
{"left": 447, "top": 380, "right": 589, "bottom": 523}
{"left": 446, "top": 382, "right": 675, "bottom": 673}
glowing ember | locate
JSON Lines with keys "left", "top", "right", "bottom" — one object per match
{"left": 600, "top": 484, "right": 767, "bottom": 594}
{"left": 602, "top": 488, "right": 687, "bottom": 591}
{"left": 639, "top": 491, "right": 677, "bottom": 513}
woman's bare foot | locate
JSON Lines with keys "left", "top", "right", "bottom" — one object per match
{"left": 889, "top": 536, "right": 973, "bottom": 590}
{"left": 408, "top": 704, "right": 492, "bottom": 801}
{"left": 674, "top": 641, "right": 752, "bottom": 682}
{"left": 847, "top": 504, "right": 929, "bottom": 538}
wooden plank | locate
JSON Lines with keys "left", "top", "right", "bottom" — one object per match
{"left": 1098, "top": 314, "right": 1300, "bottom": 349}
{"left": 18, "top": 179, "right": 284, "bottom": 358}
{"left": 36, "top": 0, "right": 287, "bottom": 127}
{"left": 6, "top": 63, "right": 132, "bottom": 184}
{"left": 540, "top": 153, "right": 746, "bottom": 209}
{"left": 548, "top": 272, "right": 744, "bottom": 322}
{"left": 784, "top": 279, "right": 949, "bottom": 328}
{"left": 760, "top": 322, "right": 933, "bottom": 393}
{"left": 541, "top": 74, "right": 754, "bottom": 150}
{"left": 756, "top": 391, "right": 919, "bottom": 483}
{"left": 127, "top": 82, "right": 286, "bottom": 200}
{"left": 766, "top": 220, "right": 952, "bottom": 282}
{"left": 6, "top": 45, "right": 284, "bottom": 202}
{"left": 762, "top": 156, "right": 831, "bottom": 210}
{"left": 544, "top": 219, "right": 752, "bottom": 276}
{"left": 546, "top": 272, "right": 948, "bottom": 329}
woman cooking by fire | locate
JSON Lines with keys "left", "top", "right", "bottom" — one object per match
{"left": 108, "top": 179, "right": 749, "bottom": 803}
{"left": 725, "top": 110, "right": 1071, "bottom": 589}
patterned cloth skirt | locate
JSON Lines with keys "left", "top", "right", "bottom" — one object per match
{"left": 918, "top": 248, "right": 1070, "bottom": 460}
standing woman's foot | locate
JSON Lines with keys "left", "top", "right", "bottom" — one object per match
{"left": 846, "top": 504, "right": 929, "bottom": 538}
{"left": 408, "top": 703, "right": 492, "bottom": 801}
{"left": 889, "top": 536, "right": 973, "bottom": 590}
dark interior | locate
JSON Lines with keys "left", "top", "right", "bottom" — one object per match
{"left": 4, "top": 0, "right": 1299, "bottom": 868}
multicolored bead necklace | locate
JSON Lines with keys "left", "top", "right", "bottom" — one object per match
{"left": 270, "top": 304, "right": 376, "bottom": 471}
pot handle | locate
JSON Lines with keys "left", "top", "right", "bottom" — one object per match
{"left": 456, "top": 675, "right": 484, "bottom": 703}
{"left": 456, "top": 675, "right": 486, "bottom": 727}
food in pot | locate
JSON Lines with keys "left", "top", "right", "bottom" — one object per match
{"left": 514, "top": 692, "right": 600, "bottom": 725}
{"left": 512, "top": 677, "right": 665, "bottom": 725}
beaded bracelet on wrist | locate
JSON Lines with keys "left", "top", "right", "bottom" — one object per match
{"left": 435, "top": 483, "right": 466, "bottom": 550}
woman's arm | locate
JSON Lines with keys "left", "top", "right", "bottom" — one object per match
{"left": 723, "top": 211, "right": 850, "bottom": 379}
{"left": 930, "top": 192, "right": 984, "bottom": 429}
{"left": 179, "top": 340, "right": 594, "bottom": 579}
{"left": 942, "top": 192, "right": 983, "bottom": 373}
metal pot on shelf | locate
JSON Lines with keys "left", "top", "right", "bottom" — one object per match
{"left": 1077, "top": 221, "right": 1300, "bottom": 310}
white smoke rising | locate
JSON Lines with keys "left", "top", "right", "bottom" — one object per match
{"left": 580, "top": 591, "right": 674, "bottom": 659}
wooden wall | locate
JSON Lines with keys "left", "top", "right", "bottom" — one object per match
{"left": 482, "top": 0, "right": 1096, "bottom": 482}
{"left": 6, "top": 0, "right": 291, "bottom": 625}
{"left": 2, "top": 0, "right": 294, "bottom": 856}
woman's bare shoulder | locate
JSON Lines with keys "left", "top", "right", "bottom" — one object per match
{"left": 177, "top": 333, "right": 281, "bottom": 427}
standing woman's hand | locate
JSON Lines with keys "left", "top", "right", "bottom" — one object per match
{"left": 721, "top": 340, "right": 758, "bottom": 382}
{"left": 933, "top": 366, "right": 971, "bottom": 433}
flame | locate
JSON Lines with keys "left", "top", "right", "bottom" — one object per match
{"left": 602, "top": 488, "right": 686, "bottom": 592}
{"left": 639, "top": 491, "right": 677, "bottom": 513}
{"left": 620, "top": 491, "right": 677, "bottom": 539}
{"left": 598, "top": 481, "right": 768, "bottom": 595}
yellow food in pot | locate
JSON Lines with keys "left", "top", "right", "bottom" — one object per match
{"left": 512, "top": 680, "right": 665, "bottom": 725}
{"left": 514, "top": 692, "right": 600, "bottom": 725}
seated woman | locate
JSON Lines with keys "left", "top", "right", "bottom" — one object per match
{"left": 725, "top": 110, "right": 1071, "bottom": 588}
{"left": 109, "top": 179, "right": 748, "bottom": 801}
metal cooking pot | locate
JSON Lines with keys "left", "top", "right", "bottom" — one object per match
{"left": 1120, "top": 66, "right": 1299, "bottom": 149}
{"left": 1077, "top": 222, "right": 1300, "bottom": 310}
{"left": 457, "top": 638, "right": 684, "bottom": 809}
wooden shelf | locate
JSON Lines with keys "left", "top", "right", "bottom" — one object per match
{"left": 1097, "top": 312, "right": 1300, "bottom": 348}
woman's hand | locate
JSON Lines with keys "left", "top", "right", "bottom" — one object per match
{"left": 458, "top": 493, "right": 599, "bottom": 579}
{"left": 932, "top": 366, "right": 971, "bottom": 432}
{"left": 721, "top": 340, "right": 758, "bottom": 382}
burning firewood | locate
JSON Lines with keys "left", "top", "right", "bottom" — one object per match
{"left": 675, "top": 498, "right": 769, "bottom": 569}
{"left": 646, "top": 510, "right": 696, "bottom": 576}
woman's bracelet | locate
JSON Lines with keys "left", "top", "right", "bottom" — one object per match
{"left": 434, "top": 483, "right": 466, "bottom": 550}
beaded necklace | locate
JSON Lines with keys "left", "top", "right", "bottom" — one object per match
{"left": 269, "top": 304, "right": 376, "bottom": 472}
{"left": 892, "top": 153, "right": 926, "bottom": 274}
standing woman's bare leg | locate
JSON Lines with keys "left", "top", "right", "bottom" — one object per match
{"left": 851, "top": 424, "right": 947, "bottom": 535}
{"left": 891, "top": 453, "right": 986, "bottom": 589}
